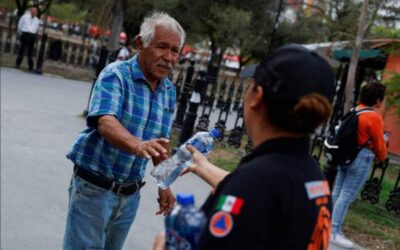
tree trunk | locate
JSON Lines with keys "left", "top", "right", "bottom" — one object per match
{"left": 343, "top": 0, "right": 369, "bottom": 113}
{"left": 107, "top": 0, "right": 125, "bottom": 52}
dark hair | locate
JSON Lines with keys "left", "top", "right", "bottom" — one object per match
{"left": 359, "top": 82, "right": 386, "bottom": 106}
{"left": 261, "top": 91, "right": 332, "bottom": 134}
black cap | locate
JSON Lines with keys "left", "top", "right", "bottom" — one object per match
{"left": 240, "top": 44, "right": 335, "bottom": 102}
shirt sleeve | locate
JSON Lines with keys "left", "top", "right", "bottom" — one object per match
{"left": 368, "top": 114, "right": 387, "bottom": 161}
{"left": 87, "top": 69, "right": 123, "bottom": 128}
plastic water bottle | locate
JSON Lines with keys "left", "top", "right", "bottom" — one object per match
{"left": 151, "top": 128, "right": 220, "bottom": 189}
{"left": 165, "top": 193, "right": 206, "bottom": 250}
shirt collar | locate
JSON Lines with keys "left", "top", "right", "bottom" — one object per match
{"left": 131, "top": 55, "right": 171, "bottom": 92}
{"left": 240, "top": 137, "right": 310, "bottom": 164}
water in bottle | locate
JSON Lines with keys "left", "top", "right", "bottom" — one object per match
{"left": 151, "top": 128, "right": 220, "bottom": 189}
{"left": 165, "top": 193, "right": 206, "bottom": 250}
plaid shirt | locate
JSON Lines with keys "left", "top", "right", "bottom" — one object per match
{"left": 67, "top": 55, "right": 176, "bottom": 182}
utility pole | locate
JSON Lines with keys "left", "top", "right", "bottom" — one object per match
{"left": 344, "top": 0, "right": 369, "bottom": 113}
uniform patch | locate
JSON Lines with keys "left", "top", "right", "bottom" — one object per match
{"left": 209, "top": 211, "right": 233, "bottom": 238}
{"left": 305, "top": 180, "right": 330, "bottom": 200}
{"left": 216, "top": 195, "right": 244, "bottom": 215}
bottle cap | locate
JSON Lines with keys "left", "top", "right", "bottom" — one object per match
{"left": 176, "top": 193, "right": 195, "bottom": 206}
{"left": 210, "top": 128, "right": 220, "bottom": 138}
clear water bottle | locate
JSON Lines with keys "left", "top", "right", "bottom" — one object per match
{"left": 165, "top": 193, "right": 206, "bottom": 250}
{"left": 151, "top": 128, "right": 220, "bottom": 189}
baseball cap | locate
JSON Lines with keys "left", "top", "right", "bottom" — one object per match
{"left": 240, "top": 44, "right": 335, "bottom": 102}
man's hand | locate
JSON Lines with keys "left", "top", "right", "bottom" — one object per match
{"left": 156, "top": 187, "right": 175, "bottom": 215}
{"left": 135, "top": 138, "right": 170, "bottom": 160}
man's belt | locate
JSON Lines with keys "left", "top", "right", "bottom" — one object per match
{"left": 74, "top": 165, "right": 145, "bottom": 196}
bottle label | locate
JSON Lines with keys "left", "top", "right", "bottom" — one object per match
{"left": 166, "top": 229, "right": 178, "bottom": 250}
{"left": 166, "top": 229, "right": 192, "bottom": 250}
{"left": 189, "top": 138, "right": 207, "bottom": 154}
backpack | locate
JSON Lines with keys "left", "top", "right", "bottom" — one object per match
{"left": 323, "top": 108, "right": 373, "bottom": 166}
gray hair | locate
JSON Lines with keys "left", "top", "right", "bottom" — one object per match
{"left": 139, "top": 11, "right": 185, "bottom": 49}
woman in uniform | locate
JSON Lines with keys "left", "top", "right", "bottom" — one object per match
{"left": 155, "top": 44, "right": 336, "bottom": 250}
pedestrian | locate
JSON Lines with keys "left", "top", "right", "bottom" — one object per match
{"left": 15, "top": 7, "right": 40, "bottom": 71}
{"left": 154, "top": 44, "right": 336, "bottom": 249}
{"left": 330, "top": 82, "right": 387, "bottom": 248}
{"left": 109, "top": 39, "right": 134, "bottom": 63}
{"left": 116, "top": 41, "right": 134, "bottom": 61}
{"left": 63, "top": 12, "right": 185, "bottom": 250}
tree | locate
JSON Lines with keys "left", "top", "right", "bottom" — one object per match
{"left": 107, "top": 0, "right": 128, "bottom": 52}
{"left": 15, "top": 0, "right": 52, "bottom": 19}
{"left": 123, "top": 0, "right": 155, "bottom": 41}
{"left": 49, "top": 3, "right": 86, "bottom": 22}
{"left": 343, "top": 0, "right": 369, "bottom": 113}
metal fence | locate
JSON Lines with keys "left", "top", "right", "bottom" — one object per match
{"left": 0, "top": 23, "right": 97, "bottom": 69}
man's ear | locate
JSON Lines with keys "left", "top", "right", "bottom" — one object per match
{"left": 134, "top": 35, "right": 143, "bottom": 51}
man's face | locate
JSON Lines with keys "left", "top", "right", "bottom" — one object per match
{"left": 31, "top": 7, "right": 38, "bottom": 17}
{"left": 137, "top": 26, "right": 181, "bottom": 84}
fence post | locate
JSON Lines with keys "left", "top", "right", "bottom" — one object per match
{"left": 174, "top": 60, "right": 195, "bottom": 127}
{"left": 179, "top": 71, "right": 206, "bottom": 144}
{"left": 360, "top": 159, "right": 389, "bottom": 204}
{"left": 34, "top": 33, "right": 47, "bottom": 74}
{"left": 385, "top": 168, "right": 400, "bottom": 215}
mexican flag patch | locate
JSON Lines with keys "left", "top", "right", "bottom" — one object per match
{"left": 216, "top": 195, "right": 244, "bottom": 215}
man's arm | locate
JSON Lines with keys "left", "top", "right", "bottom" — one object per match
{"left": 17, "top": 15, "right": 25, "bottom": 33}
{"left": 98, "top": 115, "right": 169, "bottom": 159}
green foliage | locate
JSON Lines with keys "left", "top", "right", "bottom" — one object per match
{"left": 0, "top": 0, "right": 16, "bottom": 9}
{"left": 49, "top": 3, "right": 86, "bottom": 22}
{"left": 370, "top": 25, "right": 400, "bottom": 39}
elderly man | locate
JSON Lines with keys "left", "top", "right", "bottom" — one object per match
{"left": 16, "top": 7, "right": 40, "bottom": 71}
{"left": 63, "top": 12, "right": 185, "bottom": 250}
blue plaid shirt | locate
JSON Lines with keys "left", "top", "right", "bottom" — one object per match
{"left": 67, "top": 55, "right": 176, "bottom": 182}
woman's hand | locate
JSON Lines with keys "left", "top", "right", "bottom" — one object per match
{"left": 153, "top": 231, "right": 166, "bottom": 250}
{"left": 180, "top": 145, "right": 211, "bottom": 176}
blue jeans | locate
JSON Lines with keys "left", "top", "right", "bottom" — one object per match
{"left": 63, "top": 175, "right": 141, "bottom": 250}
{"left": 331, "top": 148, "right": 374, "bottom": 235}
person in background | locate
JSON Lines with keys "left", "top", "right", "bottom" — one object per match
{"left": 16, "top": 7, "right": 40, "bottom": 71}
{"left": 154, "top": 44, "right": 336, "bottom": 249}
{"left": 330, "top": 82, "right": 387, "bottom": 248}
{"left": 63, "top": 12, "right": 185, "bottom": 250}
{"left": 116, "top": 40, "right": 134, "bottom": 61}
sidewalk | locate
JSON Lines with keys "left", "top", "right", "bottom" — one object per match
{"left": 1, "top": 67, "right": 366, "bottom": 249}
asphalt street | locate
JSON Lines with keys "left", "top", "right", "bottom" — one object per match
{"left": 1, "top": 67, "right": 363, "bottom": 250}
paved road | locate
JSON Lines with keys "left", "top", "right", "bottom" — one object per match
{"left": 1, "top": 67, "right": 364, "bottom": 250}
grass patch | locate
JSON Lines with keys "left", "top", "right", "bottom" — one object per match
{"left": 345, "top": 201, "right": 400, "bottom": 249}
{"left": 170, "top": 128, "right": 242, "bottom": 172}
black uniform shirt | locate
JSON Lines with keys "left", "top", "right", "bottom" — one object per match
{"left": 198, "top": 137, "right": 331, "bottom": 250}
